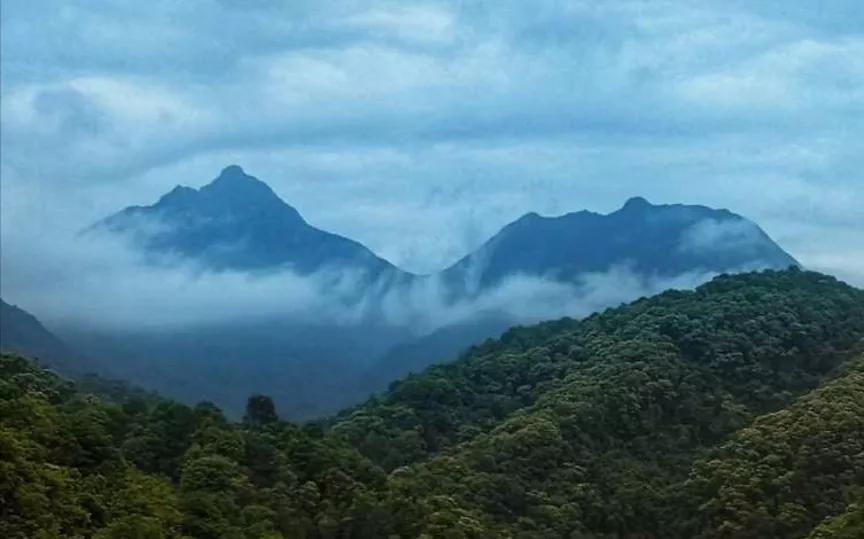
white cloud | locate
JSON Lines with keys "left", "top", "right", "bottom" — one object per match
{"left": 678, "top": 218, "right": 765, "bottom": 255}
{"left": 342, "top": 5, "right": 456, "bottom": 45}
{"left": 676, "top": 37, "right": 864, "bottom": 110}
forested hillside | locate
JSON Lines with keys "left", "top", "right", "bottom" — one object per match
{"left": 2, "top": 269, "right": 863, "bottom": 538}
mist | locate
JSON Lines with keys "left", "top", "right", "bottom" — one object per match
{"left": 2, "top": 212, "right": 733, "bottom": 341}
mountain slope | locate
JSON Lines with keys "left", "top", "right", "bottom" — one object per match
{"left": 77, "top": 167, "right": 805, "bottom": 419}
{"left": 2, "top": 269, "right": 863, "bottom": 538}
{"left": 326, "top": 269, "right": 864, "bottom": 538}
{"left": 682, "top": 358, "right": 864, "bottom": 538}
{"left": 333, "top": 268, "right": 863, "bottom": 469}
{"left": 362, "top": 315, "right": 515, "bottom": 391}
{"left": 367, "top": 198, "right": 800, "bottom": 389}
{"left": 0, "top": 298, "right": 81, "bottom": 373}
{"left": 808, "top": 502, "right": 864, "bottom": 539}
{"left": 94, "top": 165, "right": 409, "bottom": 283}
{"left": 441, "top": 196, "right": 798, "bottom": 295}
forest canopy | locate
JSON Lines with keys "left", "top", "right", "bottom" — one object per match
{"left": 2, "top": 269, "right": 863, "bottom": 538}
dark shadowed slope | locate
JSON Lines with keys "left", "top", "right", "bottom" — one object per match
{"left": 0, "top": 298, "right": 83, "bottom": 373}
{"left": 363, "top": 314, "right": 515, "bottom": 389}
{"left": 441, "top": 196, "right": 799, "bottom": 296}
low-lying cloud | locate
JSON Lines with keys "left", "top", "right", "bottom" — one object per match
{"left": 1, "top": 215, "right": 721, "bottom": 341}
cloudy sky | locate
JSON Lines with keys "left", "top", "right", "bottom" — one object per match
{"left": 2, "top": 0, "right": 863, "bottom": 284}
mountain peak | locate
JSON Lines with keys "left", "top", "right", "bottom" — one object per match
{"left": 94, "top": 166, "right": 405, "bottom": 276}
{"left": 218, "top": 164, "right": 247, "bottom": 179}
{"left": 208, "top": 165, "right": 260, "bottom": 188}
{"left": 443, "top": 197, "right": 798, "bottom": 292}
{"left": 200, "top": 164, "right": 282, "bottom": 203}
{"left": 621, "top": 196, "right": 652, "bottom": 211}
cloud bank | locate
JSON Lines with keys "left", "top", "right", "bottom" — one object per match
{"left": 1, "top": 0, "right": 862, "bottom": 286}
{"left": 0, "top": 216, "right": 719, "bottom": 338}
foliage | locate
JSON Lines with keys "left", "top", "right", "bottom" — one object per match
{"left": 2, "top": 269, "right": 863, "bottom": 538}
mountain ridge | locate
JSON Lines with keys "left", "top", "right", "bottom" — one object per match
{"left": 93, "top": 165, "right": 411, "bottom": 283}
{"left": 441, "top": 194, "right": 798, "bottom": 295}
{"left": 63, "top": 166, "right": 805, "bottom": 418}
{"left": 93, "top": 167, "right": 798, "bottom": 287}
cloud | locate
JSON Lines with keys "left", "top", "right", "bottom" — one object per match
{"left": 0, "top": 0, "right": 862, "bottom": 284}
{"left": 376, "top": 264, "right": 718, "bottom": 335}
{"left": 678, "top": 218, "right": 765, "bottom": 254}
{"left": 675, "top": 38, "right": 864, "bottom": 111}
{"left": 0, "top": 210, "right": 717, "bottom": 339}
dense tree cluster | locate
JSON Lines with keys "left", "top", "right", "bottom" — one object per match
{"left": 0, "top": 354, "right": 386, "bottom": 538}
{"left": 2, "top": 269, "right": 863, "bottom": 538}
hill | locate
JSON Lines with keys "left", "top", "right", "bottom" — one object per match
{"left": 330, "top": 268, "right": 864, "bottom": 537}
{"left": 3, "top": 269, "right": 862, "bottom": 538}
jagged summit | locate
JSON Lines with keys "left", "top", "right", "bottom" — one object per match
{"left": 205, "top": 165, "right": 259, "bottom": 191}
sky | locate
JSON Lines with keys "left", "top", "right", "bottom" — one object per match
{"left": 1, "top": 0, "right": 863, "bottom": 286}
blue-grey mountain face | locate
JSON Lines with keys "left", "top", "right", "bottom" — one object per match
{"left": 442, "top": 196, "right": 799, "bottom": 295}
{"left": 96, "top": 165, "right": 408, "bottom": 282}
{"left": 79, "top": 167, "right": 802, "bottom": 418}
{"left": 0, "top": 298, "right": 85, "bottom": 374}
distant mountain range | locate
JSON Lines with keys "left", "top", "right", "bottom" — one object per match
{"left": 94, "top": 165, "right": 796, "bottom": 292}
{"left": 31, "top": 166, "right": 801, "bottom": 417}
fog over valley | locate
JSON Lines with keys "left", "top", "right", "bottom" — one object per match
{"left": 1, "top": 2, "right": 863, "bottom": 538}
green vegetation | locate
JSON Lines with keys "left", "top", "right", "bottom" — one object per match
{"left": 2, "top": 269, "right": 863, "bottom": 538}
{"left": 807, "top": 500, "right": 864, "bottom": 539}
{"left": 0, "top": 354, "right": 385, "bottom": 538}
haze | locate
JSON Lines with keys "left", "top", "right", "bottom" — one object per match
{"left": 1, "top": 1, "right": 862, "bottom": 291}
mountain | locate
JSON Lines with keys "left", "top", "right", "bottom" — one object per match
{"left": 330, "top": 268, "right": 864, "bottom": 537}
{"left": 3, "top": 269, "right": 863, "bottom": 539}
{"left": 441, "top": 196, "right": 799, "bottom": 295}
{"left": 368, "top": 198, "right": 800, "bottom": 382}
{"left": 95, "top": 170, "right": 797, "bottom": 295}
{"left": 0, "top": 298, "right": 81, "bottom": 373}
{"left": 371, "top": 197, "right": 801, "bottom": 378}
{"left": 71, "top": 167, "right": 804, "bottom": 419}
{"left": 94, "top": 165, "right": 410, "bottom": 284}
{"left": 71, "top": 166, "right": 420, "bottom": 418}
